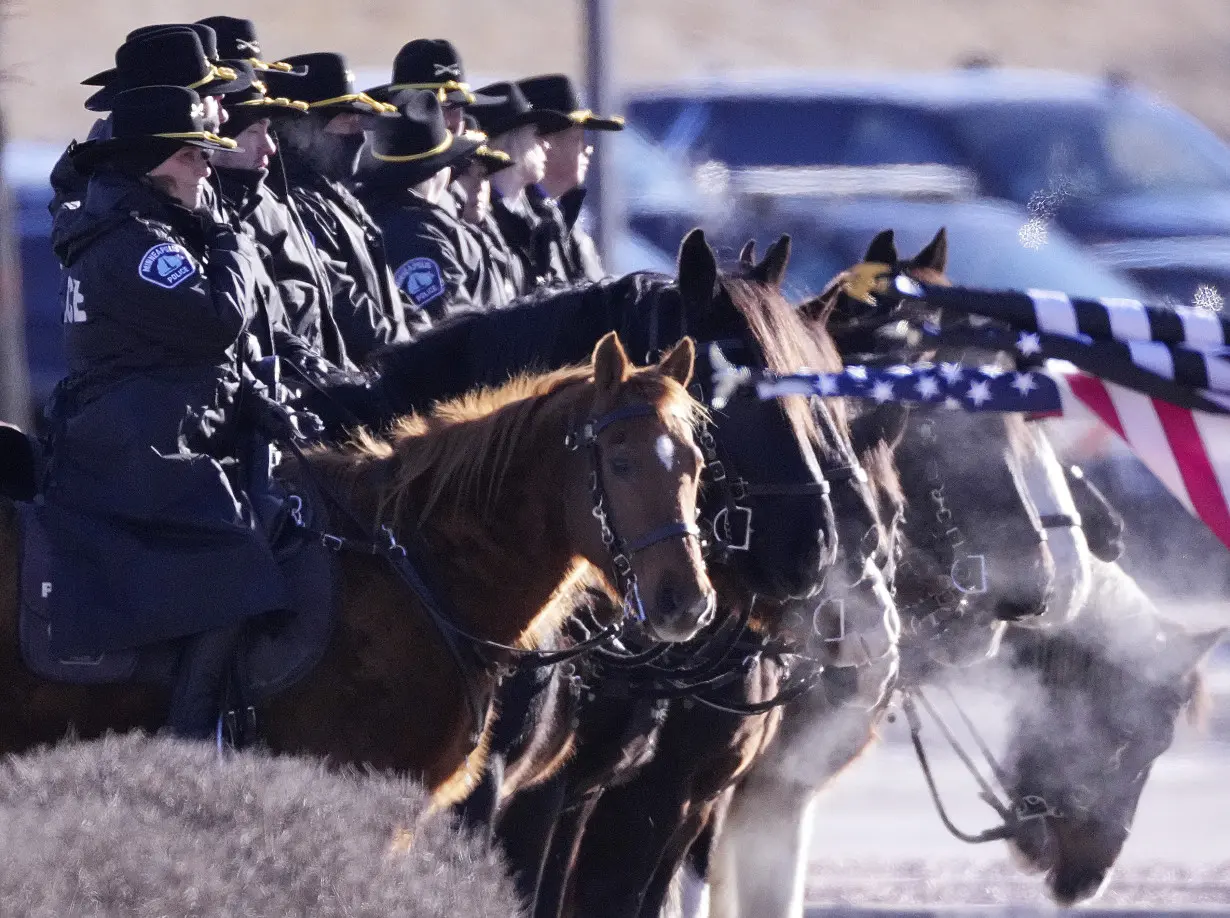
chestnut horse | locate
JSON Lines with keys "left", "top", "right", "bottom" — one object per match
{"left": 0, "top": 333, "right": 715, "bottom": 804}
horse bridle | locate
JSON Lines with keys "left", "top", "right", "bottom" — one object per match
{"left": 565, "top": 401, "right": 703, "bottom": 623}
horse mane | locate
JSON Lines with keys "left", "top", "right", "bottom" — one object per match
{"left": 720, "top": 276, "right": 850, "bottom": 462}
{"left": 305, "top": 360, "right": 705, "bottom": 528}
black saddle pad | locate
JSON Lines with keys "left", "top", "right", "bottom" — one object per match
{"left": 17, "top": 490, "right": 338, "bottom": 702}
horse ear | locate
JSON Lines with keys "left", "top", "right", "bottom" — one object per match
{"left": 1170, "top": 627, "right": 1228, "bottom": 673}
{"left": 738, "top": 240, "right": 756, "bottom": 270}
{"left": 677, "top": 228, "right": 719, "bottom": 315}
{"left": 657, "top": 336, "right": 695, "bottom": 388}
{"left": 863, "top": 229, "right": 898, "bottom": 265}
{"left": 751, "top": 234, "right": 792, "bottom": 289}
{"left": 593, "top": 331, "right": 632, "bottom": 394}
{"left": 911, "top": 227, "right": 949, "bottom": 273}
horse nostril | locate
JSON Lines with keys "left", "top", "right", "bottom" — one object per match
{"left": 656, "top": 579, "right": 680, "bottom": 619}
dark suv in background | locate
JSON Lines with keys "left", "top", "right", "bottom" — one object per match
{"left": 623, "top": 68, "right": 1230, "bottom": 305}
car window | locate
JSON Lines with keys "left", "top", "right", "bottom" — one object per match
{"left": 950, "top": 99, "right": 1230, "bottom": 202}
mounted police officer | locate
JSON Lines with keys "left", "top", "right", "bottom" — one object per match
{"left": 51, "top": 26, "right": 251, "bottom": 215}
{"left": 518, "top": 74, "right": 624, "bottom": 283}
{"left": 201, "top": 17, "right": 354, "bottom": 374}
{"left": 467, "top": 82, "right": 572, "bottom": 295}
{"left": 263, "top": 53, "right": 425, "bottom": 359}
{"left": 43, "top": 85, "right": 309, "bottom": 739}
{"left": 364, "top": 39, "right": 502, "bottom": 225}
{"left": 453, "top": 114, "right": 521, "bottom": 297}
{"left": 356, "top": 91, "right": 512, "bottom": 321}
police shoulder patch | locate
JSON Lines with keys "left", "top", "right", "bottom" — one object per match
{"left": 138, "top": 242, "right": 197, "bottom": 290}
{"left": 394, "top": 257, "right": 446, "bottom": 309}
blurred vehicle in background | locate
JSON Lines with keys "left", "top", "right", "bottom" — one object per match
{"left": 623, "top": 68, "right": 1230, "bottom": 305}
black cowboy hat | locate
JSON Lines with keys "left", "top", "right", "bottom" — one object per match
{"left": 365, "top": 39, "right": 500, "bottom": 107}
{"left": 83, "top": 30, "right": 253, "bottom": 112}
{"left": 366, "top": 90, "right": 484, "bottom": 186}
{"left": 82, "top": 22, "right": 247, "bottom": 86}
{"left": 220, "top": 80, "right": 311, "bottom": 135}
{"left": 194, "top": 16, "right": 309, "bottom": 76}
{"left": 262, "top": 53, "right": 397, "bottom": 117}
{"left": 71, "top": 85, "right": 240, "bottom": 171}
{"left": 517, "top": 74, "right": 625, "bottom": 131}
{"left": 460, "top": 114, "right": 514, "bottom": 176}
{"left": 467, "top": 81, "right": 572, "bottom": 138}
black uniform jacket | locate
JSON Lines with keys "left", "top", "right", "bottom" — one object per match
{"left": 280, "top": 155, "right": 422, "bottom": 362}
{"left": 42, "top": 170, "right": 290, "bottom": 654}
{"left": 360, "top": 184, "right": 515, "bottom": 323}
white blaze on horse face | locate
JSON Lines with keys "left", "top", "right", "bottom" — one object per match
{"left": 655, "top": 434, "right": 676, "bottom": 471}
{"left": 1019, "top": 422, "right": 1093, "bottom": 628}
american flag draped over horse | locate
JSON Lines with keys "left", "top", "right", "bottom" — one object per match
{"left": 712, "top": 273, "right": 1230, "bottom": 552}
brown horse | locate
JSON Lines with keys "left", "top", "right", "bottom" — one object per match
{"left": 0, "top": 332, "right": 715, "bottom": 804}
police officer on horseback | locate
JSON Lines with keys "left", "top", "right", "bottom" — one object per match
{"left": 467, "top": 82, "right": 573, "bottom": 295}
{"left": 202, "top": 17, "right": 354, "bottom": 374}
{"left": 355, "top": 92, "right": 514, "bottom": 320}
{"left": 518, "top": 74, "right": 624, "bottom": 283}
{"left": 262, "top": 53, "right": 423, "bottom": 358}
{"left": 43, "top": 85, "right": 315, "bottom": 739}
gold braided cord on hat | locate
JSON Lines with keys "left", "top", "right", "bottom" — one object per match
{"left": 187, "top": 64, "right": 239, "bottom": 90}
{"left": 309, "top": 92, "right": 397, "bottom": 113}
{"left": 461, "top": 129, "right": 489, "bottom": 143}
{"left": 249, "top": 57, "right": 294, "bottom": 72}
{"left": 152, "top": 131, "right": 239, "bottom": 148}
{"left": 569, "top": 109, "right": 626, "bottom": 126}
{"left": 237, "top": 96, "right": 310, "bottom": 112}
{"left": 475, "top": 145, "right": 510, "bottom": 163}
{"left": 372, "top": 133, "right": 453, "bottom": 163}
{"left": 388, "top": 80, "right": 476, "bottom": 105}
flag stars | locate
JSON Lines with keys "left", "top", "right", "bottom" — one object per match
{"left": 1011, "top": 372, "right": 1038, "bottom": 395}
{"left": 870, "top": 380, "right": 896, "bottom": 403}
{"left": 915, "top": 374, "right": 940, "bottom": 400}
{"left": 940, "top": 362, "right": 964, "bottom": 384}
{"left": 817, "top": 374, "right": 839, "bottom": 396}
{"left": 966, "top": 379, "right": 992, "bottom": 407}
{"left": 1017, "top": 332, "right": 1042, "bottom": 357}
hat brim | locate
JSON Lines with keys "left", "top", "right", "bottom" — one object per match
{"left": 368, "top": 135, "right": 483, "bottom": 187}
{"left": 482, "top": 108, "right": 574, "bottom": 138}
{"left": 364, "top": 83, "right": 504, "bottom": 108}
{"left": 571, "top": 111, "right": 625, "bottom": 131}
{"left": 69, "top": 133, "right": 241, "bottom": 170}
{"left": 224, "top": 99, "right": 311, "bottom": 131}
{"left": 84, "top": 64, "right": 254, "bottom": 113}
{"left": 81, "top": 66, "right": 116, "bottom": 87}
{"left": 472, "top": 149, "right": 515, "bottom": 176}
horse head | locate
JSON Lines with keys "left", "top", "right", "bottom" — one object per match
{"left": 810, "top": 230, "right": 1078, "bottom": 673}
{"left": 671, "top": 229, "right": 836, "bottom": 602}
{"left": 578, "top": 332, "right": 717, "bottom": 642}
{"left": 1001, "top": 599, "right": 1225, "bottom": 905}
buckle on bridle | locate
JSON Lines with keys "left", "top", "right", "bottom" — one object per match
{"left": 712, "top": 504, "right": 753, "bottom": 552}
{"left": 951, "top": 555, "right": 988, "bottom": 594}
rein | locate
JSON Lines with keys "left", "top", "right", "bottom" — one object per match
{"left": 897, "top": 685, "right": 1054, "bottom": 844}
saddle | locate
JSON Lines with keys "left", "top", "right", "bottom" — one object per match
{"left": 10, "top": 422, "right": 338, "bottom": 705}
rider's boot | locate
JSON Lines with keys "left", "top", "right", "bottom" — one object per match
{"left": 166, "top": 625, "right": 244, "bottom": 740}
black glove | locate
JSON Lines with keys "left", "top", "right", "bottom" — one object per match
{"left": 202, "top": 221, "right": 243, "bottom": 253}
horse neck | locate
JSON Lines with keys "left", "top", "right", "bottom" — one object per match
{"left": 389, "top": 413, "right": 590, "bottom": 648}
